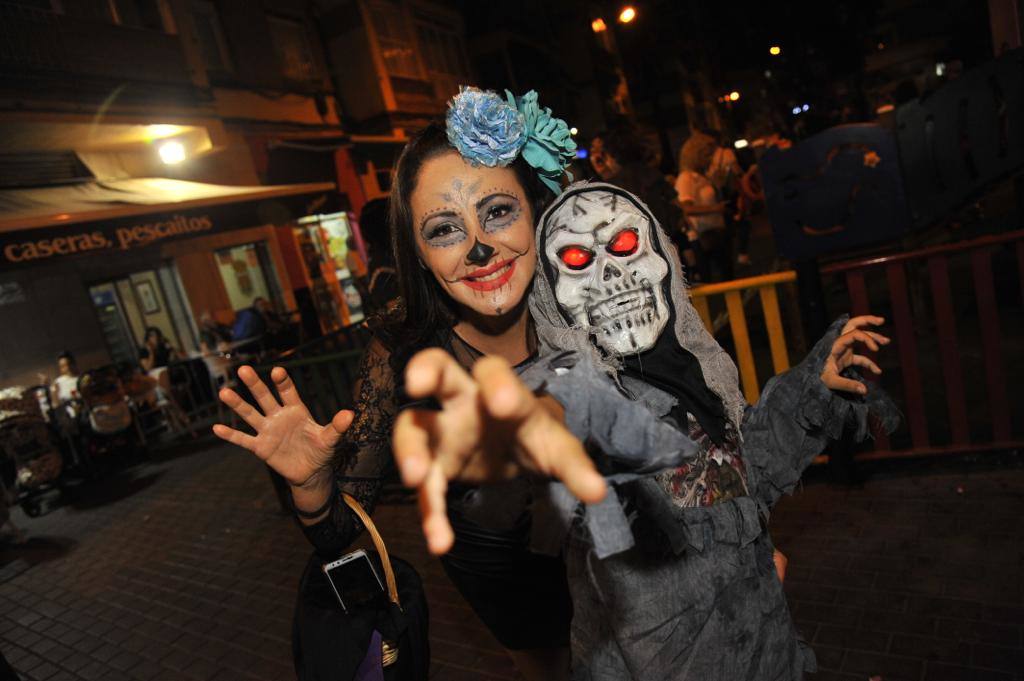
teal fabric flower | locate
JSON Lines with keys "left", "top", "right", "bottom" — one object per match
{"left": 507, "top": 90, "right": 577, "bottom": 194}
{"left": 446, "top": 87, "right": 526, "bottom": 167}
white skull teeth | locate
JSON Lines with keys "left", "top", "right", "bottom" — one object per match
{"left": 586, "top": 285, "right": 655, "bottom": 325}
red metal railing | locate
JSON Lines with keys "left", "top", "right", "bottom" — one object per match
{"left": 823, "top": 229, "right": 1024, "bottom": 461}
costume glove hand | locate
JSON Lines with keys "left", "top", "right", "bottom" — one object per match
{"left": 820, "top": 315, "right": 891, "bottom": 395}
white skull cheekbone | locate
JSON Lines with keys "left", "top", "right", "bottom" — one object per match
{"left": 543, "top": 189, "right": 670, "bottom": 354}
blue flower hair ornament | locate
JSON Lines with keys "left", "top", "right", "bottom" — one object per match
{"left": 445, "top": 86, "right": 576, "bottom": 194}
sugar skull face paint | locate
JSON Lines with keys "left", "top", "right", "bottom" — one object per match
{"left": 542, "top": 188, "right": 670, "bottom": 354}
{"left": 411, "top": 151, "right": 536, "bottom": 317}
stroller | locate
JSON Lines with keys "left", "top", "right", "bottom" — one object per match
{"left": 0, "top": 385, "right": 64, "bottom": 517}
{"left": 76, "top": 366, "right": 143, "bottom": 469}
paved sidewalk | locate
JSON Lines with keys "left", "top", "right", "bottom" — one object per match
{"left": 1, "top": 442, "right": 1022, "bottom": 681}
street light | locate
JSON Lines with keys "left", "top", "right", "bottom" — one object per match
{"left": 158, "top": 140, "right": 186, "bottom": 164}
{"left": 729, "top": 91, "right": 740, "bottom": 102}
{"left": 769, "top": 45, "right": 781, "bottom": 56}
{"left": 570, "top": 127, "right": 579, "bottom": 135}
{"left": 591, "top": 17, "right": 607, "bottom": 32}
{"left": 618, "top": 6, "right": 636, "bottom": 23}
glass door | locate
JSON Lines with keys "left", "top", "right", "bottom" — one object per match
{"left": 89, "top": 283, "right": 140, "bottom": 366}
{"left": 89, "top": 265, "right": 193, "bottom": 366}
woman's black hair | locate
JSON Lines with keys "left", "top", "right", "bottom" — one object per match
{"left": 144, "top": 326, "right": 164, "bottom": 342}
{"left": 57, "top": 350, "right": 76, "bottom": 365}
{"left": 385, "top": 119, "right": 551, "bottom": 353}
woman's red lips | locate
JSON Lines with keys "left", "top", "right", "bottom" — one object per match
{"left": 461, "top": 257, "right": 517, "bottom": 291}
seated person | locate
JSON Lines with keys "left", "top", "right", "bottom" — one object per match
{"left": 254, "top": 297, "right": 287, "bottom": 334}
{"left": 139, "top": 327, "right": 178, "bottom": 371}
{"left": 232, "top": 300, "right": 269, "bottom": 341}
{"left": 198, "top": 311, "right": 232, "bottom": 353}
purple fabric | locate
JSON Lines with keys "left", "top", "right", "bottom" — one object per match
{"left": 353, "top": 630, "right": 383, "bottom": 681}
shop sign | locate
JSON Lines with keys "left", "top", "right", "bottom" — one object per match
{"left": 1, "top": 213, "right": 214, "bottom": 267}
{"left": 0, "top": 190, "right": 338, "bottom": 270}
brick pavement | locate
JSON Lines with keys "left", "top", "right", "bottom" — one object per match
{"left": 1, "top": 442, "right": 1022, "bottom": 681}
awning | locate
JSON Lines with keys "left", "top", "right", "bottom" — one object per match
{"left": 0, "top": 178, "right": 338, "bottom": 270}
{"left": 0, "top": 177, "right": 337, "bottom": 232}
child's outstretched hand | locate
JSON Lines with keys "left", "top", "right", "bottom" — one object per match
{"left": 820, "top": 315, "right": 890, "bottom": 395}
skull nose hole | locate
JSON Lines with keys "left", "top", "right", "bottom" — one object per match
{"left": 602, "top": 263, "right": 623, "bottom": 281}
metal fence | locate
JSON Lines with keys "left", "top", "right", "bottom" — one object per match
{"left": 690, "top": 229, "right": 1024, "bottom": 462}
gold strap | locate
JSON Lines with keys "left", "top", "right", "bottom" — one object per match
{"left": 340, "top": 492, "right": 400, "bottom": 607}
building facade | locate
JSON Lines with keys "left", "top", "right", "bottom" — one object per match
{"left": 0, "top": 0, "right": 469, "bottom": 387}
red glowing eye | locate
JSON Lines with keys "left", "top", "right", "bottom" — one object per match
{"left": 607, "top": 229, "right": 639, "bottom": 256}
{"left": 559, "top": 246, "right": 594, "bottom": 270}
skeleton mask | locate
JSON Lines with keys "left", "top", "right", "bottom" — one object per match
{"left": 541, "top": 187, "right": 670, "bottom": 354}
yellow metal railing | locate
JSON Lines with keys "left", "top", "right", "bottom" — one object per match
{"left": 689, "top": 270, "right": 797, "bottom": 403}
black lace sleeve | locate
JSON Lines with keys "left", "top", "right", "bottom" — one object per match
{"left": 300, "top": 338, "right": 398, "bottom": 558}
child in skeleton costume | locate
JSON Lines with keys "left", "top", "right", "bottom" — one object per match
{"left": 470, "top": 181, "right": 900, "bottom": 681}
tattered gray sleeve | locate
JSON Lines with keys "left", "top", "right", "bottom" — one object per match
{"left": 741, "top": 315, "right": 901, "bottom": 512}
{"left": 460, "top": 351, "right": 699, "bottom": 559}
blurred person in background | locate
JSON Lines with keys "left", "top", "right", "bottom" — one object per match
{"left": 357, "top": 197, "right": 400, "bottom": 315}
{"left": 232, "top": 300, "right": 267, "bottom": 342}
{"left": 676, "top": 130, "right": 731, "bottom": 281}
{"left": 707, "top": 131, "right": 753, "bottom": 268}
{"left": 48, "top": 350, "right": 81, "bottom": 416}
{"left": 589, "top": 126, "right": 691, "bottom": 266}
{"left": 198, "top": 311, "right": 232, "bottom": 353}
{"left": 139, "top": 327, "right": 179, "bottom": 371}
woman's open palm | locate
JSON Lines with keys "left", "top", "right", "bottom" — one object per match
{"left": 213, "top": 366, "right": 353, "bottom": 487}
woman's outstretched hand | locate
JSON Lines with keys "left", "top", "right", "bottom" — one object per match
{"left": 820, "top": 315, "right": 891, "bottom": 395}
{"left": 212, "top": 366, "right": 353, "bottom": 488}
{"left": 392, "top": 349, "right": 607, "bottom": 555}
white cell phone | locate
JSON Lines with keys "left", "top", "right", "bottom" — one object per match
{"left": 322, "top": 549, "right": 388, "bottom": 613}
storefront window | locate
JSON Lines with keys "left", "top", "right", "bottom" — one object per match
{"left": 88, "top": 263, "right": 192, "bottom": 366}
{"left": 214, "top": 243, "right": 273, "bottom": 312}
{"left": 295, "top": 211, "right": 364, "bottom": 327}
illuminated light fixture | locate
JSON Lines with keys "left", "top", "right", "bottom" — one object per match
{"left": 769, "top": 45, "right": 781, "bottom": 56}
{"left": 734, "top": 139, "right": 749, "bottom": 149}
{"left": 791, "top": 106, "right": 802, "bottom": 115}
{"left": 729, "top": 91, "right": 740, "bottom": 102}
{"left": 147, "top": 124, "right": 181, "bottom": 138}
{"left": 158, "top": 140, "right": 186, "bottom": 164}
{"left": 876, "top": 103, "right": 895, "bottom": 114}
{"left": 764, "top": 69, "right": 772, "bottom": 78}
{"left": 575, "top": 149, "right": 589, "bottom": 159}
{"left": 591, "top": 17, "right": 607, "bottom": 32}
{"left": 877, "top": 42, "right": 885, "bottom": 50}
{"left": 618, "top": 6, "right": 636, "bottom": 23}
{"left": 802, "top": 103, "right": 809, "bottom": 112}
{"left": 935, "top": 62, "right": 945, "bottom": 76}
{"left": 570, "top": 127, "right": 579, "bottom": 135}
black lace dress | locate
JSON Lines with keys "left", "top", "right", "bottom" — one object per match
{"left": 301, "top": 329, "right": 573, "bottom": 650}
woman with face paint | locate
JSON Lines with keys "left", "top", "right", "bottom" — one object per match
{"left": 213, "top": 89, "right": 602, "bottom": 681}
